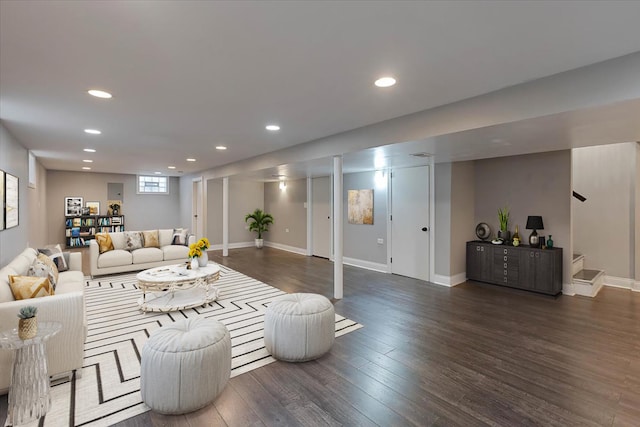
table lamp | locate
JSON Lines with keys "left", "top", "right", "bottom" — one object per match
{"left": 526, "top": 216, "right": 544, "bottom": 248}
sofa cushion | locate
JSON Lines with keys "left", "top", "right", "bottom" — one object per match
{"left": 110, "top": 232, "right": 126, "bottom": 250}
{"left": 95, "top": 233, "right": 115, "bottom": 254}
{"left": 0, "top": 266, "right": 19, "bottom": 302}
{"left": 142, "top": 230, "right": 160, "bottom": 248}
{"left": 163, "top": 245, "right": 190, "bottom": 261}
{"left": 158, "top": 229, "right": 174, "bottom": 247}
{"left": 132, "top": 247, "right": 163, "bottom": 264}
{"left": 56, "top": 270, "right": 86, "bottom": 295}
{"left": 9, "top": 275, "right": 54, "bottom": 300}
{"left": 97, "top": 249, "right": 133, "bottom": 268}
{"left": 125, "top": 231, "right": 144, "bottom": 251}
{"left": 38, "top": 244, "right": 69, "bottom": 272}
{"left": 28, "top": 253, "right": 59, "bottom": 289}
{"left": 171, "top": 228, "right": 189, "bottom": 246}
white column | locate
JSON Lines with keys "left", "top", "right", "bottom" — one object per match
{"left": 222, "top": 176, "right": 229, "bottom": 257}
{"left": 333, "top": 156, "right": 343, "bottom": 299}
{"left": 306, "top": 176, "right": 313, "bottom": 256}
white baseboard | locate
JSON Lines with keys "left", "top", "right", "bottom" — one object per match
{"left": 433, "top": 273, "right": 466, "bottom": 287}
{"left": 634, "top": 281, "right": 640, "bottom": 292}
{"left": 210, "top": 241, "right": 254, "bottom": 250}
{"left": 562, "top": 283, "right": 576, "bottom": 296}
{"left": 264, "top": 241, "right": 308, "bottom": 256}
{"left": 343, "top": 257, "right": 388, "bottom": 273}
{"left": 604, "top": 275, "right": 636, "bottom": 291}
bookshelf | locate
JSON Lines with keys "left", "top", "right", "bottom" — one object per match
{"left": 65, "top": 215, "right": 125, "bottom": 248}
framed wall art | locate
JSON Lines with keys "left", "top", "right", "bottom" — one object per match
{"left": 65, "top": 196, "right": 83, "bottom": 216}
{"left": 5, "top": 173, "right": 19, "bottom": 229}
{"left": 348, "top": 189, "right": 374, "bottom": 225}
{"left": 86, "top": 201, "right": 100, "bottom": 215}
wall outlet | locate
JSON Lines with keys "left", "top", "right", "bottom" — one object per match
{"left": 303, "top": 202, "right": 307, "bottom": 208}
{"left": 377, "top": 238, "right": 384, "bottom": 244}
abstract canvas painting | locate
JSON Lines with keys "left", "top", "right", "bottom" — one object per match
{"left": 348, "top": 189, "right": 373, "bottom": 225}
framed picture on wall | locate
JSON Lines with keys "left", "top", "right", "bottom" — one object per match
{"left": 0, "top": 170, "right": 4, "bottom": 231}
{"left": 65, "top": 196, "right": 83, "bottom": 216}
{"left": 5, "top": 173, "right": 18, "bottom": 229}
{"left": 86, "top": 201, "right": 100, "bottom": 215}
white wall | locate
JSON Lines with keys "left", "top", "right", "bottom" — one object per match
{"left": 573, "top": 142, "right": 637, "bottom": 279}
{"left": 0, "top": 124, "right": 29, "bottom": 265}
{"left": 264, "top": 179, "right": 307, "bottom": 250}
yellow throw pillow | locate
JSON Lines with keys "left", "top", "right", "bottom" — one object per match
{"left": 95, "top": 233, "right": 114, "bottom": 254}
{"left": 9, "top": 275, "right": 54, "bottom": 300}
{"left": 143, "top": 230, "right": 160, "bottom": 248}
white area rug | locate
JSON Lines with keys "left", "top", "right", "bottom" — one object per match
{"left": 28, "top": 265, "right": 362, "bottom": 427}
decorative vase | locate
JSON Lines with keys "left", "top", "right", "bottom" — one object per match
{"left": 547, "top": 235, "right": 554, "bottom": 248}
{"left": 255, "top": 238, "right": 264, "bottom": 249}
{"left": 497, "top": 230, "right": 510, "bottom": 242}
{"left": 198, "top": 251, "right": 208, "bottom": 267}
{"left": 18, "top": 317, "right": 37, "bottom": 340}
{"left": 190, "top": 258, "right": 199, "bottom": 270}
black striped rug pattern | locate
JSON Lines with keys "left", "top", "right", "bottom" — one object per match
{"left": 35, "top": 265, "right": 362, "bottom": 427}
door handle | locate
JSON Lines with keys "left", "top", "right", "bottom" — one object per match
{"left": 421, "top": 227, "right": 428, "bottom": 232}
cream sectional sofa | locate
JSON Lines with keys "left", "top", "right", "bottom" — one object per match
{"left": 0, "top": 248, "right": 86, "bottom": 393}
{"left": 89, "top": 229, "right": 195, "bottom": 277}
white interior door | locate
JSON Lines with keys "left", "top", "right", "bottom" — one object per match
{"left": 391, "top": 166, "right": 430, "bottom": 281}
{"left": 312, "top": 176, "right": 331, "bottom": 258}
{"left": 192, "top": 178, "right": 203, "bottom": 238}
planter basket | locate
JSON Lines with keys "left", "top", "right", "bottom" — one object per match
{"left": 18, "top": 317, "right": 38, "bottom": 340}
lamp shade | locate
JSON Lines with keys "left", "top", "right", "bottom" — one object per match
{"left": 526, "top": 216, "right": 544, "bottom": 230}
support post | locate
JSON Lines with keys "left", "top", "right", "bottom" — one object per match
{"left": 333, "top": 156, "right": 343, "bottom": 299}
{"left": 223, "top": 176, "right": 229, "bottom": 257}
{"left": 306, "top": 176, "right": 313, "bottom": 256}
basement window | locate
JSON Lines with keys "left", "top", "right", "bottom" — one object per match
{"left": 137, "top": 176, "right": 169, "bottom": 194}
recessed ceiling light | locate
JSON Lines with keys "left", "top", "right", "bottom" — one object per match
{"left": 83, "top": 148, "right": 96, "bottom": 153}
{"left": 82, "top": 167, "right": 91, "bottom": 170}
{"left": 167, "top": 166, "right": 176, "bottom": 169}
{"left": 154, "top": 172, "right": 162, "bottom": 175}
{"left": 87, "top": 89, "right": 112, "bottom": 99}
{"left": 374, "top": 76, "right": 396, "bottom": 88}
{"left": 265, "top": 125, "right": 280, "bottom": 131}
{"left": 84, "top": 129, "right": 101, "bottom": 135}
{"left": 186, "top": 158, "right": 196, "bottom": 162}
{"left": 215, "top": 145, "right": 227, "bottom": 150}
{"left": 82, "top": 159, "right": 93, "bottom": 163}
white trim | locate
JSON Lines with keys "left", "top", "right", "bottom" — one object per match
{"left": 306, "top": 177, "right": 313, "bottom": 256}
{"left": 222, "top": 177, "right": 229, "bottom": 257}
{"left": 433, "top": 272, "right": 467, "bottom": 287}
{"left": 562, "top": 283, "right": 576, "bottom": 296}
{"left": 429, "top": 160, "right": 435, "bottom": 284}
{"left": 210, "top": 241, "right": 254, "bottom": 250}
{"left": 385, "top": 168, "right": 392, "bottom": 273}
{"left": 604, "top": 275, "right": 636, "bottom": 290}
{"left": 572, "top": 271, "right": 605, "bottom": 297}
{"left": 633, "top": 281, "right": 640, "bottom": 292}
{"left": 264, "top": 241, "right": 308, "bottom": 256}
{"left": 343, "top": 257, "right": 388, "bottom": 273}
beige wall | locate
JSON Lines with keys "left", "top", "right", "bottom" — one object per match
{"left": 474, "top": 151, "right": 572, "bottom": 286}
{"left": 27, "top": 159, "right": 48, "bottom": 248}
{"left": 434, "top": 163, "right": 452, "bottom": 277}
{"left": 230, "top": 178, "right": 264, "bottom": 243}
{"left": 206, "top": 179, "right": 223, "bottom": 245}
{"left": 450, "top": 161, "right": 476, "bottom": 276}
{"left": 636, "top": 142, "right": 640, "bottom": 282}
{"left": 46, "top": 171, "right": 183, "bottom": 246}
{"left": 264, "top": 179, "right": 307, "bottom": 250}
{"left": 573, "top": 142, "right": 637, "bottom": 279}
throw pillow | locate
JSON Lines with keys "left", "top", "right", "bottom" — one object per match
{"left": 142, "top": 230, "right": 160, "bottom": 248}
{"left": 9, "top": 275, "right": 54, "bottom": 300}
{"left": 125, "top": 231, "right": 144, "bottom": 251}
{"left": 28, "top": 253, "right": 59, "bottom": 289}
{"left": 38, "top": 243, "right": 68, "bottom": 272}
{"left": 95, "top": 233, "right": 114, "bottom": 254}
{"left": 172, "top": 228, "right": 189, "bottom": 246}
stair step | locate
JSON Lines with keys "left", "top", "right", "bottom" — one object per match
{"left": 572, "top": 269, "right": 605, "bottom": 298}
{"left": 572, "top": 254, "right": 585, "bottom": 276}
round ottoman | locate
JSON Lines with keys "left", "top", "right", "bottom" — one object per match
{"left": 140, "top": 317, "right": 231, "bottom": 414}
{"left": 264, "top": 293, "right": 335, "bottom": 362}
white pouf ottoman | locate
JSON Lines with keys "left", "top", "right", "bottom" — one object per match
{"left": 264, "top": 293, "right": 335, "bottom": 362}
{"left": 140, "top": 317, "right": 231, "bottom": 414}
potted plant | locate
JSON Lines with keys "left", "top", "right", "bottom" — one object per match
{"left": 18, "top": 306, "right": 38, "bottom": 340}
{"left": 497, "top": 206, "right": 510, "bottom": 242}
{"left": 245, "top": 208, "right": 274, "bottom": 248}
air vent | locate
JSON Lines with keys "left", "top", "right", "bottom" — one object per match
{"left": 410, "top": 152, "right": 431, "bottom": 158}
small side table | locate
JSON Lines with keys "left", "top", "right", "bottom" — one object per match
{"left": 0, "top": 322, "right": 61, "bottom": 426}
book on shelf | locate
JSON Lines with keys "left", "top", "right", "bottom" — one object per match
{"left": 71, "top": 227, "right": 80, "bottom": 237}
{"left": 72, "top": 218, "right": 81, "bottom": 227}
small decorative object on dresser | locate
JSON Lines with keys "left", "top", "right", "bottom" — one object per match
{"left": 475, "top": 222, "right": 491, "bottom": 241}
{"left": 17, "top": 306, "right": 38, "bottom": 340}
{"left": 547, "top": 235, "right": 554, "bottom": 248}
{"left": 497, "top": 206, "right": 510, "bottom": 242}
{"left": 526, "top": 216, "right": 544, "bottom": 248}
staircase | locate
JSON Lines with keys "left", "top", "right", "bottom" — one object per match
{"left": 572, "top": 253, "right": 605, "bottom": 297}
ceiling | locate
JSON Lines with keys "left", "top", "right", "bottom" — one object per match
{"left": 2, "top": 1, "right": 640, "bottom": 179}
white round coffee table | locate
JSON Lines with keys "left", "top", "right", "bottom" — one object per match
{"left": 136, "top": 263, "right": 221, "bottom": 312}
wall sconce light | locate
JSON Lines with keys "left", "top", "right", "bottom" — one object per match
{"left": 279, "top": 181, "right": 287, "bottom": 191}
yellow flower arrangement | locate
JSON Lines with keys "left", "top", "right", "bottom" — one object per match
{"left": 188, "top": 238, "right": 210, "bottom": 258}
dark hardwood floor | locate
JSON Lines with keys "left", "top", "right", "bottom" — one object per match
{"left": 3, "top": 247, "right": 639, "bottom": 426}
